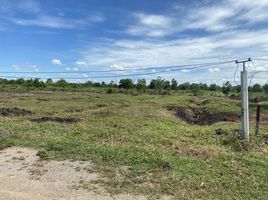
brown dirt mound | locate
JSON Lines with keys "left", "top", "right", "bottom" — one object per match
{"left": 166, "top": 106, "right": 240, "bottom": 125}
{"left": 0, "top": 107, "right": 32, "bottom": 116}
{"left": 31, "top": 117, "right": 80, "bottom": 124}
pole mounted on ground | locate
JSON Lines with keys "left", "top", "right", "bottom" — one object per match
{"left": 235, "top": 58, "right": 252, "bottom": 141}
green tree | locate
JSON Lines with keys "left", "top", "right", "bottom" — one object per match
{"left": 46, "top": 78, "right": 53, "bottom": 85}
{"left": 178, "top": 82, "right": 190, "bottom": 90}
{"left": 55, "top": 79, "right": 68, "bottom": 87}
{"left": 222, "top": 81, "right": 232, "bottom": 96}
{"left": 108, "top": 81, "right": 118, "bottom": 88}
{"left": 16, "top": 78, "right": 26, "bottom": 85}
{"left": 263, "top": 83, "right": 268, "bottom": 94}
{"left": 119, "top": 79, "right": 134, "bottom": 90}
{"left": 149, "top": 77, "right": 165, "bottom": 93}
{"left": 171, "top": 78, "right": 178, "bottom": 90}
{"left": 252, "top": 84, "right": 262, "bottom": 92}
{"left": 190, "top": 83, "right": 199, "bottom": 96}
{"left": 209, "top": 83, "right": 218, "bottom": 91}
{"left": 136, "top": 78, "right": 147, "bottom": 92}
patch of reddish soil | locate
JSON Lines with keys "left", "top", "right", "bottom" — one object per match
{"left": 166, "top": 106, "right": 240, "bottom": 125}
{"left": 31, "top": 117, "right": 80, "bottom": 124}
{"left": 0, "top": 107, "right": 32, "bottom": 116}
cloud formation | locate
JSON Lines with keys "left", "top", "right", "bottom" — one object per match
{"left": 1, "top": 0, "right": 105, "bottom": 29}
{"left": 51, "top": 59, "right": 62, "bottom": 65}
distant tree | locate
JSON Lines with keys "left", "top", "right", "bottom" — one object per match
{"left": 119, "top": 79, "right": 134, "bottom": 90}
{"left": 16, "top": 78, "right": 26, "bottom": 85}
{"left": 252, "top": 84, "right": 262, "bottom": 92}
{"left": 190, "top": 83, "right": 199, "bottom": 96}
{"left": 149, "top": 77, "right": 166, "bottom": 93}
{"left": 46, "top": 78, "right": 53, "bottom": 85}
{"left": 84, "top": 81, "right": 93, "bottom": 87}
{"left": 136, "top": 78, "right": 147, "bottom": 92}
{"left": 163, "top": 80, "right": 171, "bottom": 90}
{"left": 55, "top": 79, "right": 68, "bottom": 87}
{"left": 263, "top": 83, "right": 268, "bottom": 94}
{"left": 233, "top": 85, "right": 241, "bottom": 93}
{"left": 222, "top": 81, "right": 232, "bottom": 96}
{"left": 199, "top": 83, "right": 208, "bottom": 90}
{"left": 93, "top": 82, "right": 101, "bottom": 87}
{"left": 108, "top": 81, "right": 118, "bottom": 88}
{"left": 178, "top": 82, "right": 190, "bottom": 90}
{"left": 209, "top": 83, "right": 217, "bottom": 91}
{"left": 101, "top": 81, "right": 107, "bottom": 87}
{"left": 171, "top": 78, "right": 178, "bottom": 90}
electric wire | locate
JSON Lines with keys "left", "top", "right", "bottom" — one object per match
{"left": 234, "top": 63, "right": 239, "bottom": 85}
{"left": 0, "top": 62, "right": 235, "bottom": 80}
{"left": 0, "top": 60, "right": 236, "bottom": 74}
{"left": 249, "top": 61, "right": 257, "bottom": 86}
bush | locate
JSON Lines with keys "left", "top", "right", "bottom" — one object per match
{"left": 107, "top": 88, "right": 113, "bottom": 94}
{"left": 36, "top": 150, "right": 49, "bottom": 160}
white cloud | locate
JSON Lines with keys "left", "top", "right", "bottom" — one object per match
{"left": 208, "top": 68, "right": 221, "bottom": 73}
{"left": 72, "top": 67, "right": 79, "bottom": 71}
{"left": 126, "top": 13, "right": 173, "bottom": 37}
{"left": 110, "top": 64, "right": 125, "bottom": 71}
{"left": 87, "top": 12, "right": 105, "bottom": 23}
{"left": 3, "top": 1, "right": 105, "bottom": 29}
{"left": 135, "top": 13, "right": 172, "bottom": 27}
{"left": 181, "top": 69, "right": 190, "bottom": 73}
{"left": 30, "top": 65, "right": 39, "bottom": 72}
{"left": 10, "top": 13, "right": 105, "bottom": 29}
{"left": 0, "top": 0, "right": 40, "bottom": 14}
{"left": 51, "top": 59, "right": 62, "bottom": 65}
{"left": 75, "top": 61, "right": 87, "bottom": 66}
{"left": 124, "top": 0, "right": 268, "bottom": 38}
{"left": 11, "top": 15, "right": 86, "bottom": 29}
{"left": 13, "top": 64, "right": 21, "bottom": 71}
{"left": 65, "top": 67, "right": 71, "bottom": 71}
{"left": 77, "top": 27, "right": 268, "bottom": 83}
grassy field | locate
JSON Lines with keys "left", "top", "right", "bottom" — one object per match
{"left": 0, "top": 89, "right": 268, "bottom": 199}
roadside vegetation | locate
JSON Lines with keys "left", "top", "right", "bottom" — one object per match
{"left": 0, "top": 78, "right": 268, "bottom": 199}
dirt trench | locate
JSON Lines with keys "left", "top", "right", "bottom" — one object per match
{"left": 31, "top": 117, "right": 80, "bottom": 124}
{"left": 166, "top": 106, "right": 240, "bottom": 125}
{"left": 0, "top": 107, "right": 32, "bottom": 116}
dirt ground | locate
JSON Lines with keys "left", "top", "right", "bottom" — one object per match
{"left": 165, "top": 106, "right": 240, "bottom": 125}
{"left": 0, "top": 147, "right": 156, "bottom": 200}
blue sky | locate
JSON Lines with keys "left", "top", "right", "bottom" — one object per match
{"left": 0, "top": 0, "right": 268, "bottom": 84}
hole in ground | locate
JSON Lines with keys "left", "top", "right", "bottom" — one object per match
{"left": 166, "top": 106, "right": 240, "bottom": 125}
{"left": 0, "top": 107, "right": 32, "bottom": 116}
{"left": 31, "top": 117, "right": 80, "bottom": 124}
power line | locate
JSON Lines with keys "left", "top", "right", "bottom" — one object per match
{"left": 0, "top": 60, "right": 236, "bottom": 74}
{"left": 249, "top": 61, "right": 257, "bottom": 86}
{"left": 253, "top": 58, "right": 268, "bottom": 62}
{"left": 0, "top": 63, "right": 235, "bottom": 80}
{"left": 247, "top": 70, "right": 268, "bottom": 86}
{"left": 233, "top": 63, "right": 239, "bottom": 85}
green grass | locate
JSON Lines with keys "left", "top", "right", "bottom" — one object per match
{"left": 0, "top": 89, "right": 268, "bottom": 199}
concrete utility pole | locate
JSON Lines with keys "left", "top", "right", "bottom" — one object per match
{"left": 235, "top": 58, "right": 252, "bottom": 141}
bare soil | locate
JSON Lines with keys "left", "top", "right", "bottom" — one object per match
{"left": 0, "top": 107, "right": 32, "bottom": 116}
{"left": 166, "top": 106, "right": 240, "bottom": 125}
{"left": 0, "top": 147, "right": 150, "bottom": 200}
{"left": 31, "top": 117, "right": 81, "bottom": 124}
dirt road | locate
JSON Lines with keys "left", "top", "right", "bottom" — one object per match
{"left": 0, "top": 147, "right": 148, "bottom": 200}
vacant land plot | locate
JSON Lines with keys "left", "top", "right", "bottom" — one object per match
{"left": 0, "top": 90, "right": 268, "bottom": 199}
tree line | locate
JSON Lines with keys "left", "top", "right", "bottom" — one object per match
{"left": 0, "top": 77, "right": 268, "bottom": 94}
